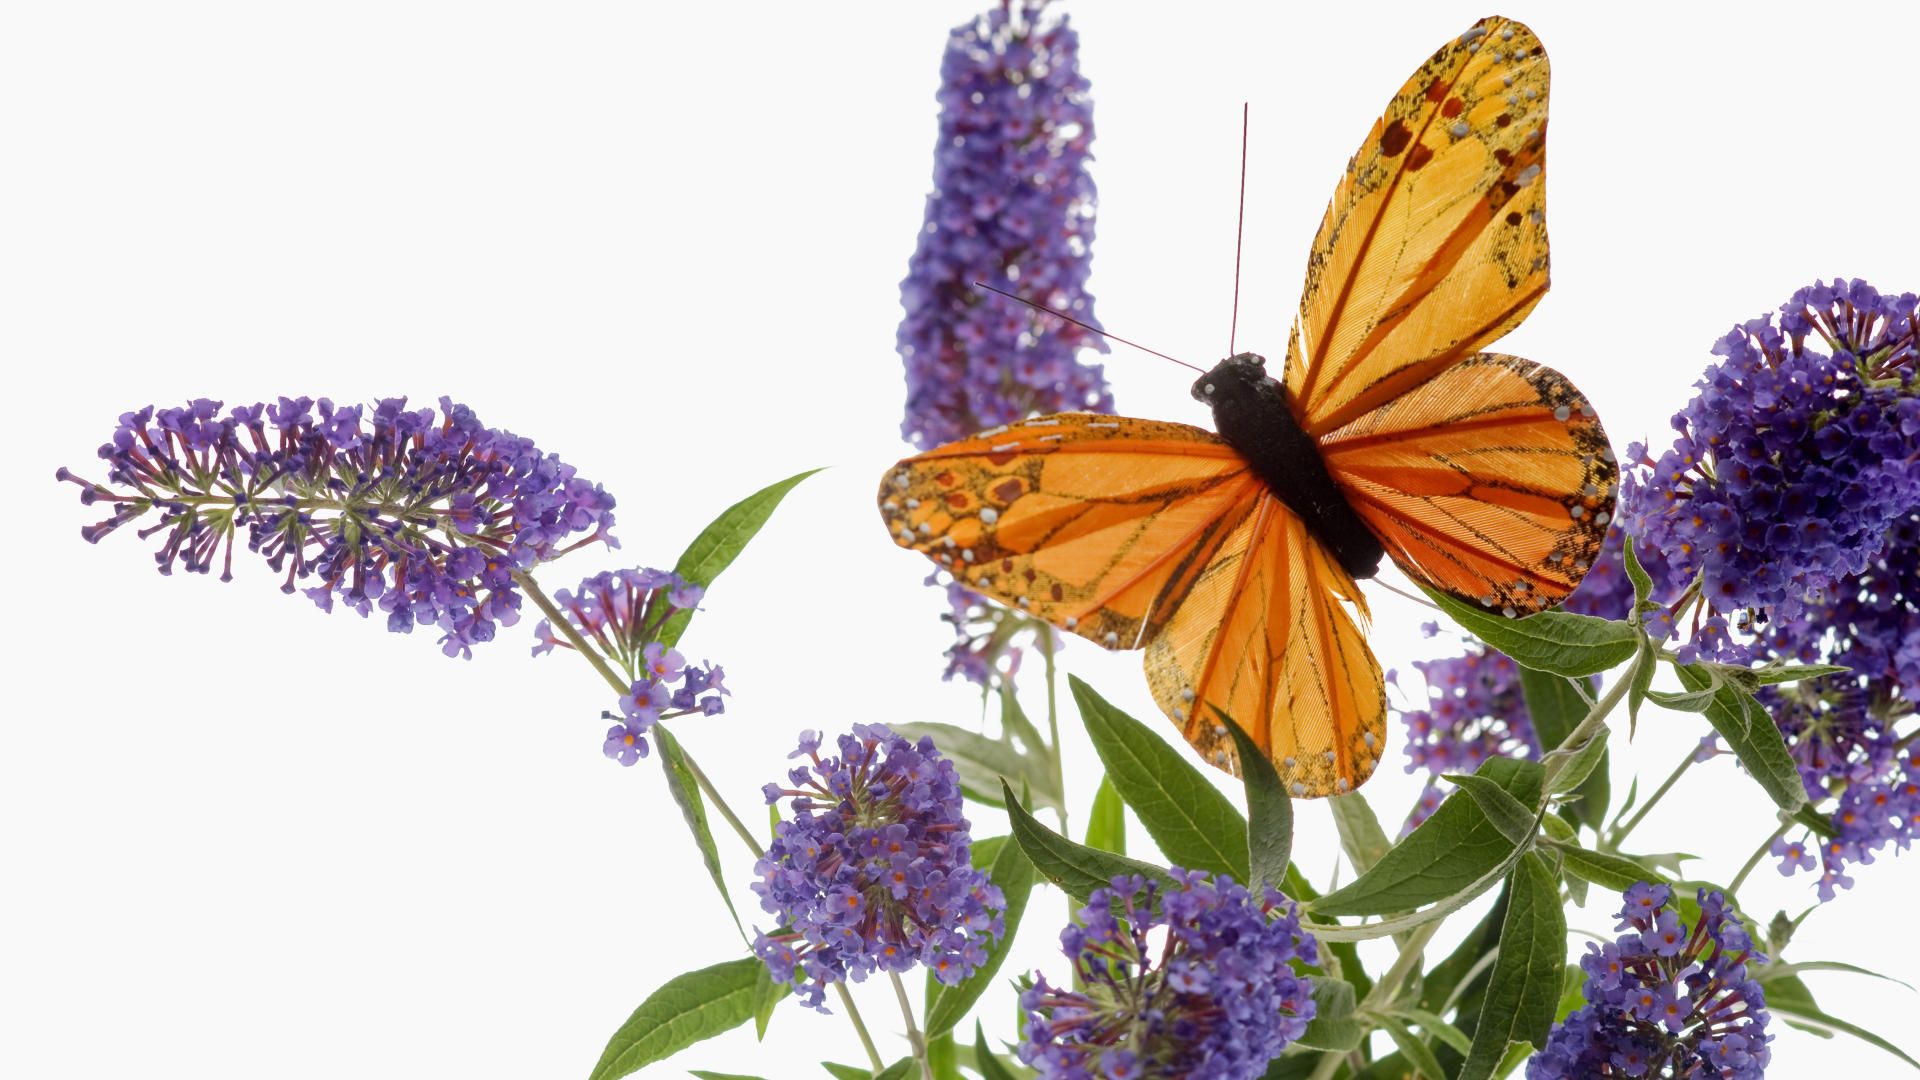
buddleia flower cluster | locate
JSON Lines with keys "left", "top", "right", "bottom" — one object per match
{"left": 1018, "top": 870, "right": 1316, "bottom": 1080}
{"left": 533, "top": 568, "right": 729, "bottom": 765}
{"left": 897, "top": 0, "right": 1110, "bottom": 452}
{"left": 751, "top": 725, "right": 1005, "bottom": 1011}
{"left": 58, "top": 397, "right": 616, "bottom": 658}
{"left": 1528, "top": 883, "right": 1770, "bottom": 1078}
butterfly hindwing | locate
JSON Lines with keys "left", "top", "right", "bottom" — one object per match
{"left": 880, "top": 414, "right": 1261, "bottom": 651}
{"left": 1142, "top": 495, "right": 1386, "bottom": 798}
{"left": 1285, "top": 15, "right": 1551, "bottom": 437}
{"left": 1319, "top": 352, "right": 1615, "bottom": 615}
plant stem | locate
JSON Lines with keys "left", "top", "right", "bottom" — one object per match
{"left": 1363, "top": 920, "right": 1441, "bottom": 1009}
{"left": 1605, "top": 749, "right": 1696, "bottom": 852}
{"left": 1729, "top": 824, "right": 1788, "bottom": 896}
{"left": 1542, "top": 647, "right": 1644, "bottom": 789}
{"left": 890, "top": 971, "right": 934, "bottom": 1080}
{"left": 836, "top": 983, "right": 886, "bottom": 1073}
{"left": 1039, "top": 624, "right": 1067, "bottom": 835}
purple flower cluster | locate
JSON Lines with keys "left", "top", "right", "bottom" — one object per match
{"left": 1528, "top": 883, "right": 1770, "bottom": 1079}
{"left": 1619, "top": 279, "right": 1920, "bottom": 664}
{"left": 1764, "top": 683, "right": 1920, "bottom": 899}
{"left": 936, "top": 574, "right": 1030, "bottom": 688}
{"left": 1018, "top": 870, "right": 1316, "bottom": 1080}
{"left": 751, "top": 725, "right": 1005, "bottom": 1011}
{"left": 897, "top": 0, "right": 1112, "bottom": 452}
{"left": 60, "top": 397, "right": 616, "bottom": 658}
{"left": 532, "top": 567, "right": 728, "bottom": 764}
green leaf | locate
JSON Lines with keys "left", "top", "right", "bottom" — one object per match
{"left": 1000, "top": 685, "right": 1049, "bottom": 758}
{"left": 927, "top": 1029, "right": 957, "bottom": 1080}
{"left": 1553, "top": 842, "right": 1669, "bottom": 893}
{"left": 1627, "top": 637, "right": 1657, "bottom": 730}
{"left": 655, "top": 726, "right": 745, "bottom": 945}
{"left": 1071, "top": 676, "right": 1248, "bottom": 879}
{"left": 1313, "top": 757, "right": 1544, "bottom": 917}
{"left": 690, "top": 1072, "right": 768, "bottom": 1080}
{"left": 1743, "top": 662, "right": 1852, "bottom": 687}
{"left": 1294, "top": 977, "right": 1362, "bottom": 1052}
{"left": 1221, "top": 709, "right": 1293, "bottom": 892}
{"left": 893, "top": 721, "right": 1063, "bottom": 814}
{"left": 1543, "top": 729, "right": 1609, "bottom": 798}
{"left": 1380, "top": 1015, "right": 1447, "bottom": 1080}
{"left": 1442, "top": 772, "right": 1540, "bottom": 846}
{"left": 1646, "top": 680, "right": 1722, "bottom": 713}
{"left": 1793, "top": 803, "right": 1839, "bottom": 838}
{"left": 1424, "top": 587, "right": 1639, "bottom": 676}
{"left": 1002, "top": 780, "right": 1172, "bottom": 904}
{"left": 1392, "top": 1007, "right": 1473, "bottom": 1056}
{"left": 660, "top": 467, "right": 821, "bottom": 648}
{"left": 1084, "top": 775, "right": 1126, "bottom": 855}
{"left": 873, "top": 1061, "right": 914, "bottom": 1080}
{"left": 1553, "top": 963, "right": 1587, "bottom": 1022}
{"left": 820, "top": 1066, "right": 868, "bottom": 1080}
{"left": 750, "top": 963, "right": 786, "bottom": 1041}
{"left": 1329, "top": 790, "right": 1391, "bottom": 876}
{"left": 975, "top": 1022, "right": 1019, "bottom": 1080}
{"left": 924, "top": 836, "right": 1037, "bottom": 1038}
{"left": 1495, "top": 1041, "right": 1536, "bottom": 1078}
{"left": 590, "top": 958, "right": 762, "bottom": 1080}
{"left": 1763, "top": 974, "right": 1920, "bottom": 1069}
{"left": 1676, "top": 664, "right": 1807, "bottom": 812}
{"left": 1757, "top": 959, "right": 1915, "bottom": 992}
{"left": 1622, "top": 534, "right": 1654, "bottom": 615}
{"left": 1457, "top": 852, "right": 1566, "bottom": 1080}
{"left": 1516, "top": 666, "right": 1609, "bottom": 831}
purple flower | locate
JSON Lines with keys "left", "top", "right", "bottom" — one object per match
{"left": 751, "top": 725, "right": 1005, "bottom": 1010}
{"left": 1018, "top": 869, "right": 1317, "bottom": 1080}
{"left": 60, "top": 397, "right": 617, "bottom": 658}
{"left": 1528, "top": 883, "right": 1770, "bottom": 1079}
{"left": 897, "top": 0, "right": 1112, "bottom": 452}
{"left": 1618, "top": 279, "right": 1919, "bottom": 665}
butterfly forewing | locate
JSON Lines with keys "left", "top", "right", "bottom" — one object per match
{"left": 880, "top": 415, "right": 1259, "bottom": 650}
{"left": 1319, "top": 353, "right": 1616, "bottom": 616}
{"left": 1142, "top": 496, "right": 1386, "bottom": 798}
{"left": 1285, "top": 15, "right": 1551, "bottom": 436}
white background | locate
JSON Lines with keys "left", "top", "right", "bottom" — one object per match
{"left": 5, "top": 2, "right": 1919, "bottom": 1076}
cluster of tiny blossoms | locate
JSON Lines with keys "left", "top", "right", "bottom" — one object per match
{"left": 59, "top": 397, "right": 616, "bottom": 658}
{"left": 1528, "top": 883, "right": 1770, "bottom": 1078}
{"left": 532, "top": 568, "right": 728, "bottom": 765}
{"left": 1019, "top": 870, "right": 1316, "bottom": 1080}
{"left": 897, "top": 0, "right": 1111, "bottom": 451}
{"left": 752, "top": 725, "right": 1004, "bottom": 1011}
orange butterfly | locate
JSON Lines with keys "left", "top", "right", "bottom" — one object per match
{"left": 879, "top": 15, "right": 1614, "bottom": 798}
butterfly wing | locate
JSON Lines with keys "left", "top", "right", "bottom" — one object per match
{"left": 1320, "top": 352, "right": 1615, "bottom": 615}
{"left": 1285, "top": 15, "right": 1551, "bottom": 437}
{"left": 880, "top": 414, "right": 1262, "bottom": 650}
{"left": 1142, "top": 493, "right": 1385, "bottom": 797}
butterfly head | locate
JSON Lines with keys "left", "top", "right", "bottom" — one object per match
{"left": 1191, "top": 352, "right": 1271, "bottom": 405}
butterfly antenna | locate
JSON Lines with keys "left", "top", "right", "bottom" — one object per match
{"left": 971, "top": 281, "right": 1205, "bottom": 373}
{"left": 1229, "top": 102, "right": 1249, "bottom": 357}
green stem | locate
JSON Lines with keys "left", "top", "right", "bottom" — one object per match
{"left": 1306, "top": 1050, "right": 1346, "bottom": 1080}
{"left": 890, "top": 971, "right": 934, "bottom": 1080}
{"left": 1039, "top": 624, "right": 1067, "bottom": 835}
{"left": 1542, "top": 647, "right": 1644, "bottom": 789}
{"left": 1362, "top": 920, "right": 1441, "bottom": 1009}
{"left": 1729, "top": 824, "right": 1788, "bottom": 896}
{"left": 836, "top": 984, "right": 886, "bottom": 1073}
{"left": 1605, "top": 749, "right": 1695, "bottom": 852}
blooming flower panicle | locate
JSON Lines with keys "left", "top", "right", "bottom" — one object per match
{"left": 1018, "top": 869, "right": 1317, "bottom": 1080}
{"left": 59, "top": 397, "right": 616, "bottom": 658}
{"left": 897, "top": 0, "right": 1111, "bottom": 452}
{"left": 1527, "top": 883, "right": 1770, "bottom": 1079}
{"left": 750, "top": 725, "right": 1005, "bottom": 1010}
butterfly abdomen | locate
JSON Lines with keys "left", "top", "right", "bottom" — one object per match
{"left": 1195, "top": 352, "right": 1385, "bottom": 581}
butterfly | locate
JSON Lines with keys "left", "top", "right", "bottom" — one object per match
{"left": 879, "top": 15, "right": 1614, "bottom": 798}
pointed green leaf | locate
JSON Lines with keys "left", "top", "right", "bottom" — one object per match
{"left": 1516, "top": 666, "right": 1609, "bottom": 831}
{"left": 1000, "top": 685, "right": 1049, "bottom": 758}
{"left": 1313, "top": 757, "right": 1544, "bottom": 917}
{"left": 974, "top": 1023, "right": 1019, "bottom": 1080}
{"left": 1622, "top": 535, "right": 1654, "bottom": 615}
{"left": 750, "top": 963, "right": 786, "bottom": 1041}
{"left": 1221, "top": 710, "right": 1293, "bottom": 892}
{"left": 1457, "top": 852, "right": 1566, "bottom": 1080}
{"left": 1756, "top": 959, "right": 1914, "bottom": 991}
{"left": 1763, "top": 974, "right": 1920, "bottom": 1069}
{"left": 1627, "top": 638, "right": 1657, "bottom": 729}
{"left": 924, "top": 835, "right": 1037, "bottom": 1038}
{"left": 1543, "top": 729, "right": 1609, "bottom": 798}
{"left": 873, "top": 1061, "right": 913, "bottom": 1080}
{"left": 590, "top": 958, "right": 763, "bottom": 1080}
{"left": 1294, "top": 977, "right": 1362, "bottom": 1052}
{"left": 893, "top": 721, "right": 1063, "bottom": 813}
{"left": 1329, "top": 790, "right": 1391, "bottom": 876}
{"left": 660, "top": 467, "right": 821, "bottom": 648}
{"left": 1442, "top": 772, "right": 1540, "bottom": 845}
{"left": 691, "top": 1072, "right": 768, "bottom": 1080}
{"left": 1380, "top": 1015, "right": 1447, "bottom": 1080}
{"left": 1392, "top": 1007, "right": 1473, "bottom": 1056}
{"left": 820, "top": 1065, "right": 868, "bottom": 1080}
{"left": 1071, "top": 676, "right": 1248, "bottom": 879}
{"left": 1743, "top": 662, "right": 1852, "bottom": 687}
{"left": 1553, "top": 842, "right": 1669, "bottom": 893}
{"left": 1002, "top": 780, "right": 1171, "bottom": 904}
{"left": 1676, "top": 664, "right": 1807, "bottom": 812}
{"left": 1424, "top": 587, "right": 1640, "bottom": 676}
{"left": 1084, "top": 775, "right": 1126, "bottom": 855}
{"left": 1646, "top": 680, "right": 1722, "bottom": 713}
{"left": 655, "top": 726, "right": 745, "bottom": 945}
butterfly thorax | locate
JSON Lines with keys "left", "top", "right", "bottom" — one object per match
{"left": 1194, "top": 353, "right": 1385, "bottom": 580}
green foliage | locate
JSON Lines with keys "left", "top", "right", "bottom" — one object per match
{"left": 1423, "top": 587, "right": 1639, "bottom": 676}
{"left": 1220, "top": 709, "right": 1293, "bottom": 893}
{"left": 1002, "top": 779, "right": 1172, "bottom": 904}
{"left": 1084, "top": 775, "right": 1126, "bottom": 855}
{"left": 1457, "top": 852, "right": 1566, "bottom": 1080}
{"left": 892, "top": 719, "right": 1064, "bottom": 814}
{"left": 923, "top": 836, "right": 1037, "bottom": 1039}
{"left": 659, "top": 467, "right": 821, "bottom": 649}
{"left": 655, "top": 726, "right": 745, "bottom": 945}
{"left": 589, "top": 958, "right": 763, "bottom": 1080}
{"left": 1675, "top": 664, "right": 1808, "bottom": 812}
